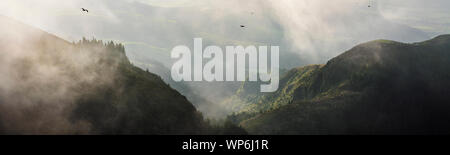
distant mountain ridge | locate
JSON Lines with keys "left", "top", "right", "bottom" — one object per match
{"left": 227, "top": 35, "right": 450, "bottom": 134}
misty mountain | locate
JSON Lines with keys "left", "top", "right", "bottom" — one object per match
{"left": 0, "top": 16, "right": 247, "bottom": 134}
{"left": 228, "top": 35, "right": 450, "bottom": 134}
{"left": 8, "top": 0, "right": 432, "bottom": 117}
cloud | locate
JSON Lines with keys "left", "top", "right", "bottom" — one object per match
{"left": 0, "top": 15, "right": 123, "bottom": 133}
{"left": 263, "top": 0, "right": 436, "bottom": 62}
{"left": 131, "top": 0, "right": 202, "bottom": 8}
{"left": 1, "top": 0, "right": 444, "bottom": 64}
{"left": 378, "top": 0, "right": 450, "bottom": 34}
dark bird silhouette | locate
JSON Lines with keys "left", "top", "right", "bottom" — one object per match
{"left": 81, "top": 8, "right": 89, "bottom": 13}
{"left": 240, "top": 25, "right": 245, "bottom": 28}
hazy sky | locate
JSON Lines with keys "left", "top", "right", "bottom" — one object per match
{"left": 1, "top": 0, "right": 449, "bottom": 68}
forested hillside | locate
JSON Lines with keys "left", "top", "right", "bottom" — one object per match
{"left": 227, "top": 35, "right": 450, "bottom": 134}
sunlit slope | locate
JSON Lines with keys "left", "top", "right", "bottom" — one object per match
{"left": 232, "top": 35, "right": 450, "bottom": 134}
